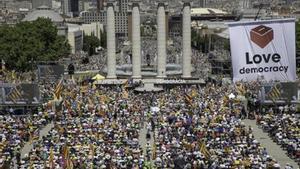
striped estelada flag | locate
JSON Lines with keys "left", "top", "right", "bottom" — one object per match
{"left": 122, "top": 88, "right": 129, "bottom": 99}
{"left": 152, "top": 141, "right": 157, "bottom": 159}
{"left": 184, "top": 93, "right": 193, "bottom": 105}
{"left": 89, "top": 143, "right": 95, "bottom": 169}
{"left": 268, "top": 83, "right": 281, "bottom": 102}
{"left": 54, "top": 78, "right": 64, "bottom": 100}
{"left": 199, "top": 141, "right": 211, "bottom": 159}
{"left": 122, "top": 79, "right": 129, "bottom": 98}
{"left": 61, "top": 145, "right": 69, "bottom": 168}
{"left": 7, "top": 86, "right": 22, "bottom": 103}
{"left": 123, "top": 79, "right": 129, "bottom": 88}
{"left": 61, "top": 145, "right": 74, "bottom": 169}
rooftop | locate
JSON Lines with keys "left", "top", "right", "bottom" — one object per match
{"left": 191, "top": 8, "right": 227, "bottom": 15}
{"left": 23, "top": 6, "right": 64, "bottom": 22}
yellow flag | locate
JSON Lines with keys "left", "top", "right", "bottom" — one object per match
{"left": 49, "top": 147, "right": 54, "bottom": 169}
{"left": 54, "top": 78, "right": 64, "bottom": 99}
{"left": 199, "top": 141, "right": 211, "bottom": 159}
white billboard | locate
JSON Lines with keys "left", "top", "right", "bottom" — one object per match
{"left": 228, "top": 19, "right": 296, "bottom": 82}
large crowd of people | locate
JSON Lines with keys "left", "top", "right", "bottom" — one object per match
{"left": 0, "top": 81, "right": 293, "bottom": 168}
{"left": 0, "top": 36, "right": 299, "bottom": 168}
{"left": 20, "top": 85, "right": 145, "bottom": 168}
{"left": 150, "top": 86, "right": 282, "bottom": 168}
{"left": 0, "top": 111, "right": 53, "bottom": 168}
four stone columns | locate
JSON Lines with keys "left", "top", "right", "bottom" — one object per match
{"left": 105, "top": 1, "right": 192, "bottom": 79}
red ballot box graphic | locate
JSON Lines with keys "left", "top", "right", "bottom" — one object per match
{"left": 250, "top": 25, "right": 274, "bottom": 48}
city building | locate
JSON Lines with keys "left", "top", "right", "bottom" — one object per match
{"left": 0, "top": 10, "right": 24, "bottom": 25}
{"left": 67, "top": 24, "right": 83, "bottom": 54}
{"left": 0, "top": 0, "right": 32, "bottom": 11}
{"left": 62, "top": 0, "right": 79, "bottom": 17}
{"left": 79, "top": 0, "right": 92, "bottom": 12}
{"left": 80, "top": 11, "right": 105, "bottom": 23}
{"left": 32, "top": 0, "right": 52, "bottom": 9}
{"left": 169, "top": 7, "right": 237, "bottom": 38}
{"left": 80, "top": 0, "right": 129, "bottom": 37}
{"left": 80, "top": 22, "right": 104, "bottom": 40}
{"left": 96, "top": 0, "right": 106, "bottom": 11}
{"left": 80, "top": 10, "right": 128, "bottom": 37}
{"left": 118, "top": 0, "right": 129, "bottom": 12}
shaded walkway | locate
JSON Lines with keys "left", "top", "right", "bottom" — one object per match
{"left": 243, "top": 119, "right": 299, "bottom": 168}
{"left": 21, "top": 121, "right": 54, "bottom": 158}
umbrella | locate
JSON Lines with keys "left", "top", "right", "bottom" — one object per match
{"left": 92, "top": 74, "right": 105, "bottom": 81}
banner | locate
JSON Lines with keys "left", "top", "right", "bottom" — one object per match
{"left": 262, "top": 82, "right": 297, "bottom": 101}
{"left": 2, "top": 83, "right": 40, "bottom": 103}
{"left": 228, "top": 19, "right": 296, "bottom": 82}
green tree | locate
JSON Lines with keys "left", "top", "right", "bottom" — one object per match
{"left": 0, "top": 18, "right": 70, "bottom": 71}
{"left": 83, "top": 34, "right": 100, "bottom": 56}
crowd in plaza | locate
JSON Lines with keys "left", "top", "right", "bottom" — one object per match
{"left": 0, "top": 111, "right": 53, "bottom": 168}
{"left": 0, "top": 79, "right": 298, "bottom": 168}
{"left": 150, "top": 85, "right": 282, "bottom": 168}
{"left": 19, "top": 85, "right": 145, "bottom": 168}
{"left": 0, "top": 36, "right": 299, "bottom": 168}
{"left": 0, "top": 80, "right": 291, "bottom": 168}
